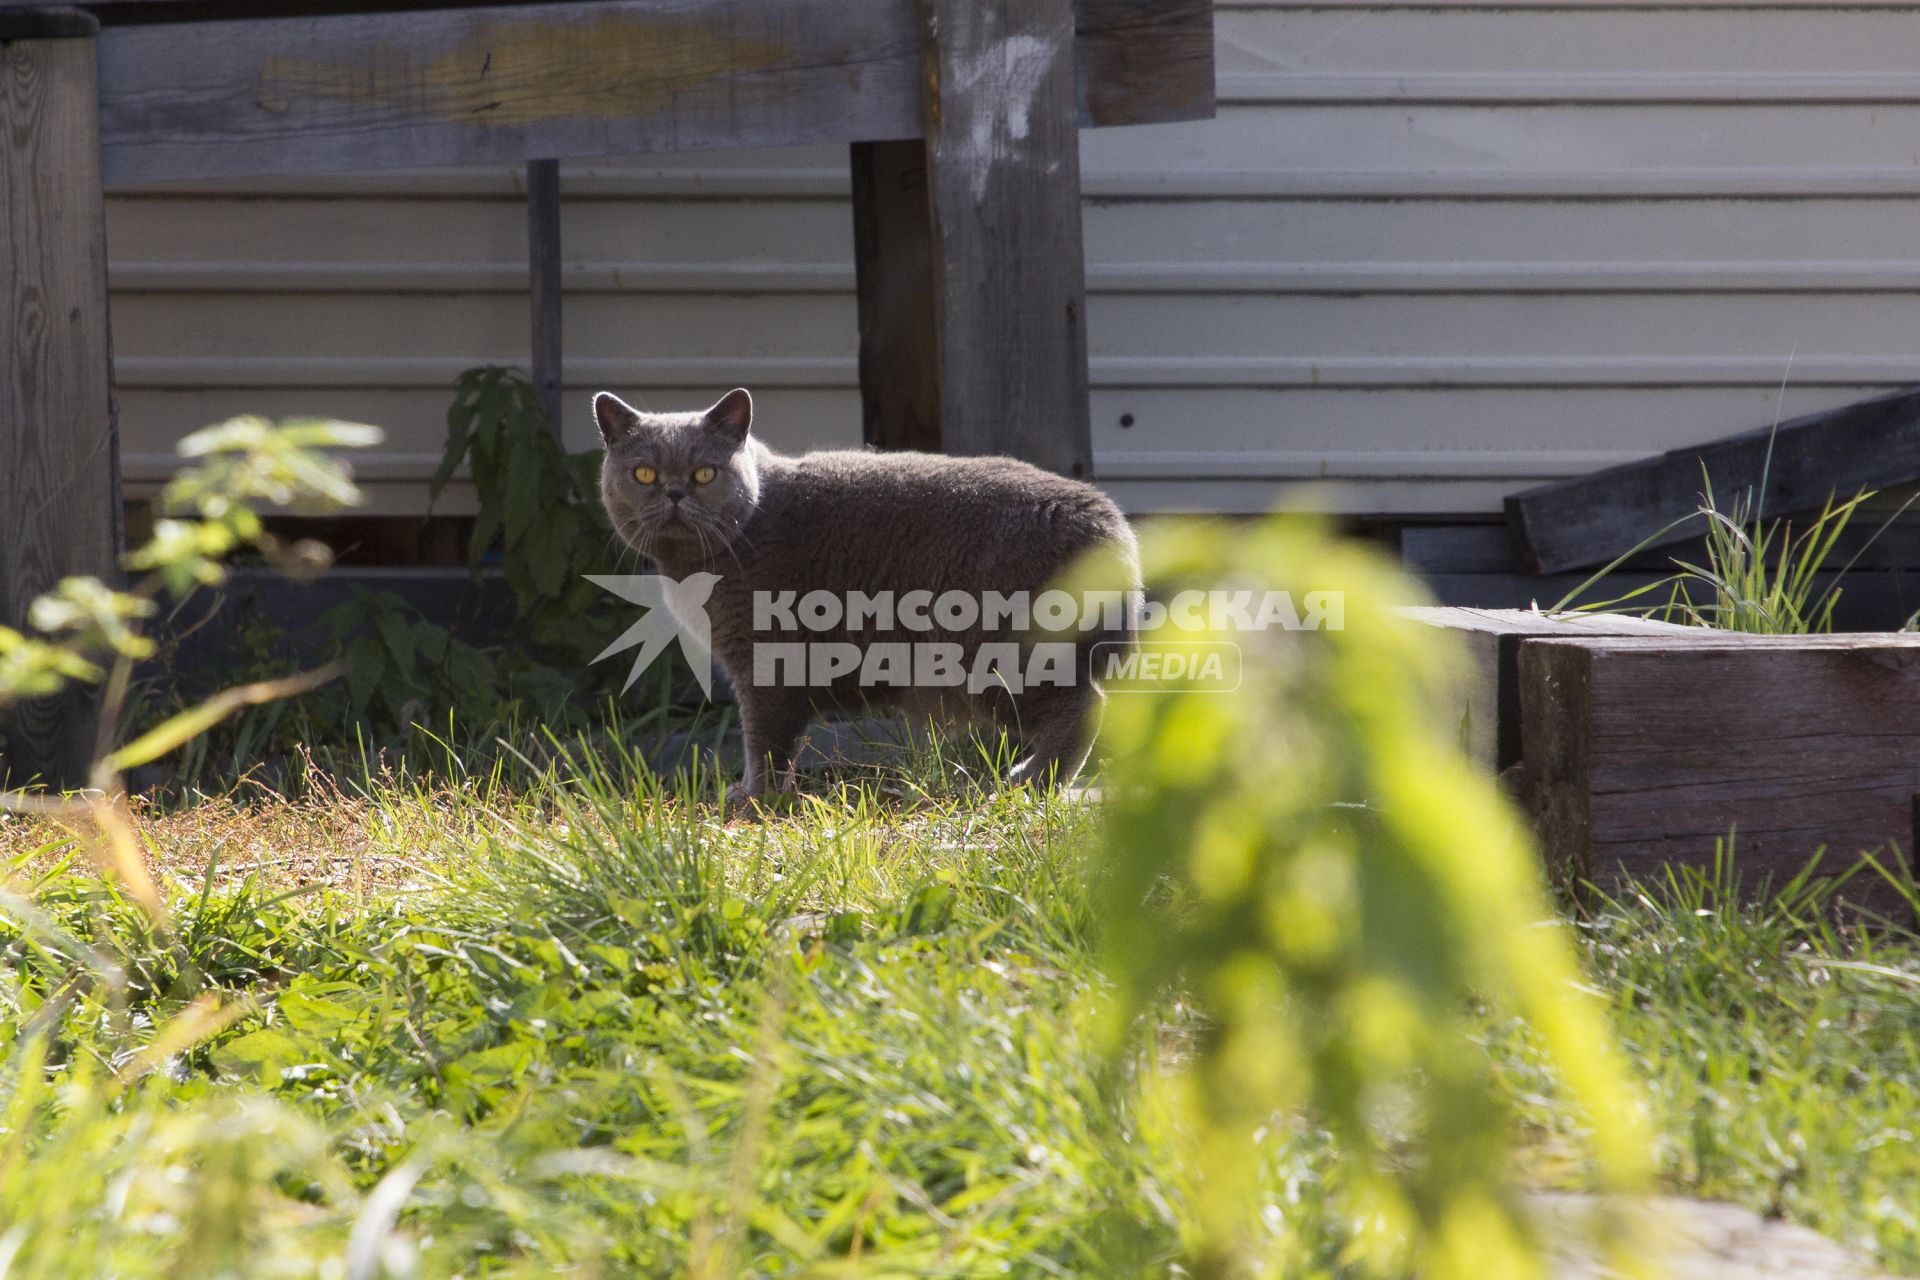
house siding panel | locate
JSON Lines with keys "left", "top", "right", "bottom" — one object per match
{"left": 105, "top": 1, "right": 1920, "bottom": 514}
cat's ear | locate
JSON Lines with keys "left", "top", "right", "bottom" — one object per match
{"left": 593, "top": 391, "right": 642, "bottom": 445}
{"left": 704, "top": 388, "right": 753, "bottom": 444}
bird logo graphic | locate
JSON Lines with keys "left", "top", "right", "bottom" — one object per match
{"left": 585, "top": 572, "right": 721, "bottom": 696}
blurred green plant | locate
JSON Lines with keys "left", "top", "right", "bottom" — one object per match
{"left": 0, "top": 416, "right": 379, "bottom": 908}
{"left": 3, "top": 419, "right": 371, "bottom": 705}
{"left": 1097, "top": 516, "right": 1651, "bottom": 1279}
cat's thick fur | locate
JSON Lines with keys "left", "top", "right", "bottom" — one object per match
{"left": 595, "top": 387, "right": 1139, "bottom": 795}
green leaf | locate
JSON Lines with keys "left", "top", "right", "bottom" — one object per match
{"left": 374, "top": 607, "right": 419, "bottom": 676}
{"left": 177, "top": 416, "right": 273, "bottom": 457}
{"left": 210, "top": 1027, "right": 307, "bottom": 1081}
{"left": 275, "top": 418, "right": 385, "bottom": 450}
{"left": 432, "top": 397, "right": 478, "bottom": 507}
{"left": 276, "top": 985, "right": 366, "bottom": 1036}
{"left": 468, "top": 473, "right": 504, "bottom": 564}
{"left": 522, "top": 524, "right": 571, "bottom": 606}
{"left": 345, "top": 637, "right": 388, "bottom": 715}
{"left": 502, "top": 449, "right": 543, "bottom": 550}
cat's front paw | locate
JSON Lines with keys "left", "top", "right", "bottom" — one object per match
{"left": 722, "top": 786, "right": 801, "bottom": 820}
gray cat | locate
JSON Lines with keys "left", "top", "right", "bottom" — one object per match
{"left": 595, "top": 388, "right": 1139, "bottom": 797}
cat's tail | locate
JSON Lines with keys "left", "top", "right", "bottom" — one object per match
{"left": 1068, "top": 531, "right": 1142, "bottom": 695}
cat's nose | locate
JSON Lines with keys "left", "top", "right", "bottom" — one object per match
{"left": 664, "top": 487, "right": 687, "bottom": 503}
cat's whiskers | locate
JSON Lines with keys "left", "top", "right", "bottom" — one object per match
{"left": 602, "top": 524, "right": 634, "bottom": 569}
{"left": 692, "top": 518, "right": 718, "bottom": 568}
{"left": 617, "top": 519, "right": 663, "bottom": 571}
{"left": 684, "top": 503, "right": 753, "bottom": 572}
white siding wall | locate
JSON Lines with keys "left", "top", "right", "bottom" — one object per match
{"left": 105, "top": 1, "right": 1920, "bottom": 516}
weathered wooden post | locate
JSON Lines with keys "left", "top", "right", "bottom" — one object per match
{"left": 526, "top": 158, "right": 564, "bottom": 437}
{"left": 851, "top": 0, "right": 1094, "bottom": 478}
{"left": 0, "top": 7, "right": 120, "bottom": 789}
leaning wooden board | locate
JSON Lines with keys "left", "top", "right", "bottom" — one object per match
{"left": 1406, "top": 609, "right": 1920, "bottom": 905}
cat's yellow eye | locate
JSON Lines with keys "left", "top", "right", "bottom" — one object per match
{"left": 632, "top": 465, "right": 657, "bottom": 484}
{"left": 692, "top": 466, "right": 718, "bottom": 485}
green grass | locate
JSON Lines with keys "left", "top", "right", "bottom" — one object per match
{"left": 1559, "top": 855, "right": 1920, "bottom": 1265}
{"left": 5, "top": 758, "right": 1920, "bottom": 1276}
{"left": 0, "top": 759, "right": 1346, "bottom": 1277}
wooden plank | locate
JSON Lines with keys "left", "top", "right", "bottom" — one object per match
{"left": 1506, "top": 384, "right": 1920, "bottom": 576}
{"left": 1, "top": 31, "right": 120, "bottom": 788}
{"left": 914, "top": 0, "right": 1093, "bottom": 476}
{"left": 1399, "top": 607, "right": 1694, "bottom": 772}
{"left": 77, "top": 0, "right": 1217, "bottom": 132}
{"left": 93, "top": 0, "right": 1214, "bottom": 184}
{"left": 0, "top": 7, "right": 97, "bottom": 37}
{"left": 97, "top": 0, "right": 926, "bottom": 184}
{"left": 850, "top": 139, "right": 940, "bottom": 454}
{"left": 1518, "top": 632, "right": 1920, "bottom": 906}
{"left": 526, "top": 157, "right": 562, "bottom": 435}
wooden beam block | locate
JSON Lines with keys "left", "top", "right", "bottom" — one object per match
{"left": 1518, "top": 633, "right": 1920, "bottom": 903}
{"left": 1506, "top": 384, "right": 1920, "bottom": 576}
{"left": 93, "top": 0, "right": 1215, "bottom": 184}
{"left": 911, "top": 0, "right": 1093, "bottom": 476}
{"left": 1400, "top": 607, "right": 1694, "bottom": 773}
{"left": 1, "top": 29, "right": 121, "bottom": 788}
{"left": 526, "top": 157, "right": 562, "bottom": 436}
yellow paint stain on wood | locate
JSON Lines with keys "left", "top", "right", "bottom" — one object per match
{"left": 261, "top": 12, "right": 789, "bottom": 126}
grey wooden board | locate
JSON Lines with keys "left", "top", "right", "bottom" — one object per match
{"left": 916, "top": 0, "right": 1093, "bottom": 476}
{"left": 1, "top": 34, "right": 120, "bottom": 787}
{"left": 1400, "top": 607, "right": 1694, "bottom": 771}
{"left": 93, "top": 0, "right": 1214, "bottom": 185}
{"left": 1506, "top": 383, "right": 1920, "bottom": 576}
{"left": 1401, "top": 524, "right": 1521, "bottom": 574}
{"left": 1518, "top": 632, "right": 1920, "bottom": 910}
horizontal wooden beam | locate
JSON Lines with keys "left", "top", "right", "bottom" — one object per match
{"left": 95, "top": 0, "right": 1213, "bottom": 184}
{"left": 0, "top": 6, "right": 98, "bottom": 37}
{"left": 1400, "top": 607, "right": 1694, "bottom": 773}
{"left": 1505, "top": 384, "right": 1920, "bottom": 576}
